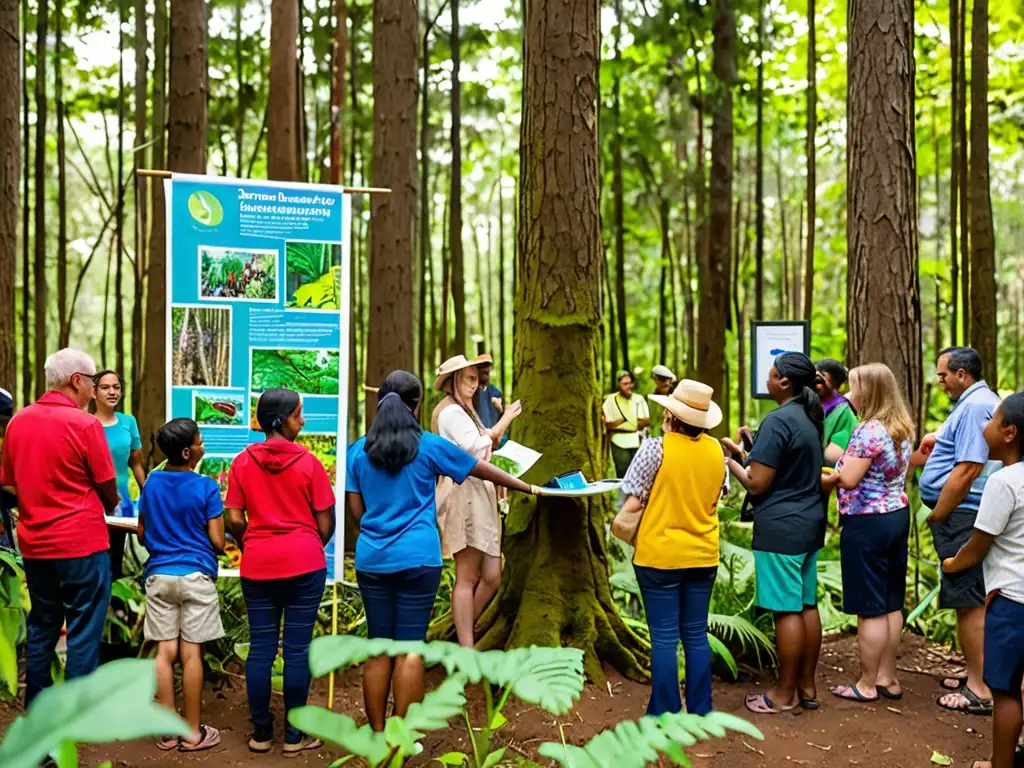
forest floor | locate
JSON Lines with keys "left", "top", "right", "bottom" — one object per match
{"left": 1, "top": 634, "right": 993, "bottom": 767}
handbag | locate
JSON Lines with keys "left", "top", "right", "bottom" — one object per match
{"left": 611, "top": 503, "right": 645, "bottom": 546}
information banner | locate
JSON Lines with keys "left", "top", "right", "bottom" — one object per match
{"left": 165, "top": 174, "right": 351, "bottom": 580}
{"left": 750, "top": 320, "right": 810, "bottom": 399}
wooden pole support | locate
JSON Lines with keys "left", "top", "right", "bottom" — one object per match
{"left": 135, "top": 168, "right": 391, "bottom": 194}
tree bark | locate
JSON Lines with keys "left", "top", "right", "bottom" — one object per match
{"left": 948, "top": 0, "right": 959, "bottom": 345}
{"left": 449, "top": 0, "right": 465, "bottom": 356}
{"left": 20, "top": 0, "right": 30, "bottom": 403}
{"left": 33, "top": 0, "right": 48, "bottom": 397}
{"left": 132, "top": 0, "right": 149, "bottom": 413}
{"left": 0, "top": 0, "right": 17, "bottom": 393}
{"left": 804, "top": 0, "right": 816, "bottom": 323}
{"left": 498, "top": 177, "right": 507, "bottom": 393}
{"left": 957, "top": 0, "right": 968, "bottom": 343}
{"left": 268, "top": 0, "right": 299, "bottom": 181}
{"left": 698, "top": 0, "right": 734, "bottom": 427}
{"left": 968, "top": 0, "right": 996, "bottom": 385}
{"left": 458, "top": 0, "right": 647, "bottom": 682}
{"left": 754, "top": 0, "right": 764, "bottom": 322}
{"left": 658, "top": 197, "right": 670, "bottom": 365}
{"left": 235, "top": 0, "right": 244, "bottom": 177}
{"left": 777, "top": 157, "right": 789, "bottom": 318}
{"left": 612, "top": 0, "right": 629, "bottom": 371}
{"left": 847, "top": 0, "right": 921, "bottom": 417}
{"left": 116, "top": 0, "right": 127, "bottom": 379}
{"left": 417, "top": 0, "right": 429, "bottom": 384}
{"left": 365, "top": 0, "right": 417, "bottom": 426}
{"left": 56, "top": 0, "right": 68, "bottom": 350}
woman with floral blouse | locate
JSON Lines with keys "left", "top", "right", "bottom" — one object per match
{"left": 821, "top": 363, "right": 915, "bottom": 703}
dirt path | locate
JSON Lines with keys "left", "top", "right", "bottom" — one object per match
{"left": 2, "top": 635, "right": 990, "bottom": 767}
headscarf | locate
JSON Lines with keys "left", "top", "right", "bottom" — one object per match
{"left": 774, "top": 352, "right": 824, "bottom": 440}
{"left": 256, "top": 388, "right": 301, "bottom": 435}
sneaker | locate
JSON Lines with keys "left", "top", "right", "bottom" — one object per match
{"left": 282, "top": 737, "right": 323, "bottom": 757}
{"left": 248, "top": 724, "right": 274, "bottom": 753}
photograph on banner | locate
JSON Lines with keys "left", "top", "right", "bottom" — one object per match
{"left": 166, "top": 175, "right": 351, "bottom": 580}
{"left": 750, "top": 321, "right": 810, "bottom": 399}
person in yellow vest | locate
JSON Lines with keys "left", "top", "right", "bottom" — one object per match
{"left": 602, "top": 371, "right": 650, "bottom": 477}
{"left": 618, "top": 379, "right": 725, "bottom": 715}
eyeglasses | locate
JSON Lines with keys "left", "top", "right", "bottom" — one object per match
{"left": 72, "top": 372, "right": 97, "bottom": 386}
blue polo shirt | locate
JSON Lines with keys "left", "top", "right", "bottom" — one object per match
{"left": 474, "top": 384, "right": 508, "bottom": 448}
{"left": 919, "top": 381, "right": 1002, "bottom": 511}
{"left": 347, "top": 432, "right": 478, "bottom": 574}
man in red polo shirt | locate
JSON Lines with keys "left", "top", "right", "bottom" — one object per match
{"left": 0, "top": 348, "right": 119, "bottom": 705}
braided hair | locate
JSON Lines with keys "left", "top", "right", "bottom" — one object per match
{"left": 775, "top": 351, "right": 824, "bottom": 441}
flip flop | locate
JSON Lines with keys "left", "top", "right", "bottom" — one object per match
{"left": 155, "top": 738, "right": 179, "bottom": 751}
{"left": 744, "top": 693, "right": 797, "bottom": 715}
{"left": 179, "top": 725, "right": 221, "bottom": 753}
{"left": 941, "top": 675, "right": 967, "bottom": 691}
{"left": 830, "top": 684, "right": 880, "bottom": 703}
{"left": 878, "top": 685, "right": 904, "bottom": 701}
{"left": 799, "top": 696, "right": 821, "bottom": 710}
{"left": 937, "top": 685, "right": 994, "bottom": 715}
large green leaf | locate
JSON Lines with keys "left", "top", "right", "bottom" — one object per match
{"left": 307, "top": 637, "right": 585, "bottom": 714}
{"left": 537, "top": 711, "right": 763, "bottom": 768}
{"left": 0, "top": 659, "right": 190, "bottom": 768}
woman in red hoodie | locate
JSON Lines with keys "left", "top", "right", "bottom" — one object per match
{"left": 225, "top": 388, "right": 335, "bottom": 756}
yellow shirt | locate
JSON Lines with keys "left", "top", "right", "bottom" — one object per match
{"left": 633, "top": 432, "right": 724, "bottom": 569}
{"left": 602, "top": 393, "right": 649, "bottom": 450}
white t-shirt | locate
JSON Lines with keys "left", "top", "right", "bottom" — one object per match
{"left": 974, "top": 462, "right": 1024, "bottom": 604}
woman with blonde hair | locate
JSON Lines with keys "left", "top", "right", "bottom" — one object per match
{"left": 432, "top": 355, "right": 521, "bottom": 646}
{"left": 821, "top": 363, "right": 915, "bottom": 703}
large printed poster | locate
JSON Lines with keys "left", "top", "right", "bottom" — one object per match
{"left": 165, "top": 174, "right": 351, "bottom": 580}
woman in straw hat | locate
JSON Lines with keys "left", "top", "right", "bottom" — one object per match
{"left": 616, "top": 379, "right": 726, "bottom": 716}
{"left": 432, "top": 355, "right": 522, "bottom": 647}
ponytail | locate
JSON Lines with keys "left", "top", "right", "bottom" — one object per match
{"left": 775, "top": 352, "right": 824, "bottom": 440}
{"left": 365, "top": 371, "right": 424, "bottom": 473}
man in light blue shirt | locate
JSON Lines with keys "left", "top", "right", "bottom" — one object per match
{"left": 919, "top": 347, "right": 1000, "bottom": 714}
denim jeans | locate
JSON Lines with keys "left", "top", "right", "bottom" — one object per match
{"left": 634, "top": 564, "right": 717, "bottom": 716}
{"left": 242, "top": 568, "right": 327, "bottom": 744}
{"left": 356, "top": 567, "right": 442, "bottom": 640}
{"left": 23, "top": 550, "right": 111, "bottom": 705}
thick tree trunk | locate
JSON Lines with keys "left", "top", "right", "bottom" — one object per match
{"left": 449, "top": 0, "right": 465, "bottom": 356}
{"left": 847, "top": 0, "right": 921, "bottom": 417}
{"left": 56, "top": 0, "right": 68, "bottom": 349}
{"left": 269, "top": 0, "right": 299, "bottom": 181}
{"left": 0, "top": 0, "right": 17, "bottom": 392}
{"left": 457, "top": 0, "right": 647, "bottom": 682}
{"left": 804, "top": 0, "right": 816, "bottom": 323}
{"left": 754, "top": 0, "right": 764, "bottom": 321}
{"left": 365, "top": 0, "right": 417, "bottom": 427}
{"left": 33, "top": 0, "right": 48, "bottom": 397}
{"left": 968, "top": 0, "right": 996, "bottom": 385}
{"left": 612, "top": 0, "right": 629, "bottom": 371}
{"left": 132, "top": 0, "right": 149, "bottom": 413}
{"left": 698, "top": 0, "right": 734, "bottom": 426}
{"left": 498, "top": 178, "right": 507, "bottom": 392}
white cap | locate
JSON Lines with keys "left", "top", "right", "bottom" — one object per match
{"left": 651, "top": 365, "right": 675, "bottom": 380}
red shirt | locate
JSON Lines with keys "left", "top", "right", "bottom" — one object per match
{"left": 0, "top": 391, "right": 115, "bottom": 559}
{"left": 225, "top": 440, "right": 335, "bottom": 580}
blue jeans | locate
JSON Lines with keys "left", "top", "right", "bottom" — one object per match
{"left": 24, "top": 550, "right": 111, "bottom": 705}
{"left": 634, "top": 564, "right": 717, "bottom": 716}
{"left": 356, "top": 567, "right": 442, "bottom": 640}
{"left": 242, "top": 568, "right": 327, "bottom": 744}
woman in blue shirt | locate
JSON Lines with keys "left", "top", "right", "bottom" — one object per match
{"left": 347, "top": 370, "right": 538, "bottom": 731}
{"left": 93, "top": 370, "right": 146, "bottom": 579}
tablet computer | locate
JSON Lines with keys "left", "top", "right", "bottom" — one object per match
{"left": 549, "top": 470, "right": 588, "bottom": 490}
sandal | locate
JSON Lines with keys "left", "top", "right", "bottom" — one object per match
{"left": 282, "top": 737, "right": 323, "bottom": 756}
{"left": 155, "top": 738, "right": 179, "bottom": 751}
{"left": 799, "top": 695, "right": 821, "bottom": 710}
{"left": 937, "top": 685, "right": 994, "bottom": 715}
{"left": 941, "top": 674, "right": 967, "bottom": 690}
{"left": 830, "top": 684, "right": 880, "bottom": 703}
{"left": 877, "top": 685, "right": 904, "bottom": 701}
{"left": 744, "top": 693, "right": 797, "bottom": 715}
{"left": 179, "top": 725, "right": 221, "bottom": 753}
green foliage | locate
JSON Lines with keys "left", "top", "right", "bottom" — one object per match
{"left": 0, "top": 659, "right": 190, "bottom": 768}
{"left": 538, "top": 710, "right": 764, "bottom": 768}
{"left": 194, "top": 394, "right": 244, "bottom": 426}
{"left": 0, "top": 549, "right": 27, "bottom": 699}
{"left": 251, "top": 349, "right": 341, "bottom": 395}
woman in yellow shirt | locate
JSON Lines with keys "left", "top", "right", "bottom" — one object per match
{"left": 618, "top": 380, "right": 725, "bottom": 716}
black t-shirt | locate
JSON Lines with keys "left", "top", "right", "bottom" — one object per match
{"left": 747, "top": 400, "right": 826, "bottom": 555}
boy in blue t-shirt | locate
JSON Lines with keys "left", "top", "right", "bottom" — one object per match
{"left": 138, "top": 418, "right": 225, "bottom": 752}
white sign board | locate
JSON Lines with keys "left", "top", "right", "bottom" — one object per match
{"left": 751, "top": 321, "right": 810, "bottom": 399}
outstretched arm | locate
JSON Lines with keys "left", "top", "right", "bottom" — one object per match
{"left": 470, "top": 460, "right": 538, "bottom": 495}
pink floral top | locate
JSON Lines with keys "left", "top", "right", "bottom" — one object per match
{"left": 837, "top": 420, "right": 912, "bottom": 516}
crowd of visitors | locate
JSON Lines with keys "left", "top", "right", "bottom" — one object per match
{"left": 1, "top": 341, "right": 1023, "bottom": 768}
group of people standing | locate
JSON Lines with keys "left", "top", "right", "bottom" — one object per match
{"left": 616, "top": 346, "right": 1024, "bottom": 768}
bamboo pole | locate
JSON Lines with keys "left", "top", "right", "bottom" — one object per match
{"left": 135, "top": 167, "right": 391, "bottom": 194}
{"left": 327, "top": 581, "right": 339, "bottom": 710}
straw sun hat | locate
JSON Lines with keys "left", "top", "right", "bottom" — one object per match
{"left": 648, "top": 379, "right": 723, "bottom": 430}
{"left": 433, "top": 354, "right": 491, "bottom": 391}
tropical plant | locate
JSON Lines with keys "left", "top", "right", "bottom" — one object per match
{"left": 194, "top": 394, "right": 244, "bottom": 425}
{"left": 0, "top": 658, "right": 190, "bottom": 768}
{"left": 286, "top": 242, "right": 342, "bottom": 310}
{"left": 251, "top": 349, "right": 341, "bottom": 395}
{"left": 0, "top": 548, "right": 27, "bottom": 699}
{"left": 103, "top": 577, "right": 148, "bottom": 648}
{"left": 537, "top": 710, "right": 764, "bottom": 768}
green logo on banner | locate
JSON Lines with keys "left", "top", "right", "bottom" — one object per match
{"left": 187, "top": 190, "right": 224, "bottom": 226}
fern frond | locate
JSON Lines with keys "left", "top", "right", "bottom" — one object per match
{"left": 706, "top": 613, "right": 777, "bottom": 667}
{"left": 537, "top": 710, "right": 763, "bottom": 768}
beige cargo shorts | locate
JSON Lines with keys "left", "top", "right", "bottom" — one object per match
{"left": 144, "top": 573, "right": 225, "bottom": 645}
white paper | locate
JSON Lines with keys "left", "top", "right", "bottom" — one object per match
{"left": 492, "top": 440, "right": 543, "bottom": 478}
{"left": 753, "top": 323, "right": 808, "bottom": 397}
{"left": 540, "top": 479, "right": 622, "bottom": 497}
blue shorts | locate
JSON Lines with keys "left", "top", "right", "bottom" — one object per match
{"left": 754, "top": 550, "right": 818, "bottom": 613}
{"left": 983, "top": 594, "right": 1024, "bottom": 696}
{"left": 840, "top": 507, "right": 909, "bottom": 617}
{"left": 356, "top": 566, "right": 442, "bottom": 641}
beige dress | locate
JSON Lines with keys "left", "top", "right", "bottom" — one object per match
{"left": 433, "top": 402, "right": 500, "bottom": 558}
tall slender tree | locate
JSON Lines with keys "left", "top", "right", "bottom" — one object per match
{"left": 449, "top": 0, "right": 466, "bottom": 356}
{"left": 132, "top": 0, "right": 149, "bottom": 413}
{"left": 803, "top": 0, "right": 816, "bottom": 322}
{"left": 468, "top": 0, "right": 647, "bottom": 679}
{"left": 20, "top": 0, "right": 30, "bottom": 403}
{"left": 847, "top": 0, "right": 921, "bottom": 416}
{"left": 365, "top": 0, "right": 417, "bottom": 425}
{"left": 0, "top": 0, "right": 17, "bottom": 392}
{"left": 33, "top": 0, "right": 48, "bottom": 397}
{"left": 754, "top": 0, "right": 764, "bottom": 321}
{"left": 948, "top": 0, "right": 959, "bottom": 344}
{"left": 957, "top": 0, "right": 968, "bottom": 341}
{"left": 115, "top": 0, "right": 127, "bottom": 378}
{"left": 612, "top": 0, "right": 629, "bottom": 370}
{"left": 56, "top": 0, "right": 68, "bottom": 348}
{"left": 968, "top": 0, "right": 996, "bottom": 383}
{"left": 269, "top": 0, "right": 299, "bottom": 181}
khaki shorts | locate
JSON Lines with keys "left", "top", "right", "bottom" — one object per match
{"left": 144, "top": 573, "right": 225, "bottom": 645}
